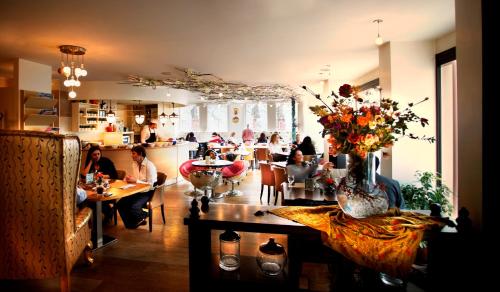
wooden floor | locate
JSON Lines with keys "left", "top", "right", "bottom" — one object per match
{"left": 0, "top": 168, "right": 423, "bottom": 291}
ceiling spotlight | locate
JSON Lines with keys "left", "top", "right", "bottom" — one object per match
{"left": 373, "top": 19, "right": 384, "bottom": 46}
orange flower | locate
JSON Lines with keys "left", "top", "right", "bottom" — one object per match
{"left": 341, "top": 113, "right": 352, "bottom": 123}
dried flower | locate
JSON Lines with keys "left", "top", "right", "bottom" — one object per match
{"left": 310, "top": 84, "right": 434, "bottom": 158}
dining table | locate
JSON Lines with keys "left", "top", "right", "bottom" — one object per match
{"left": 281, "top": 182, "right": 338, "bottom": 206}
{"left": 85, "top": 179, "right": 151, "bottom": 249}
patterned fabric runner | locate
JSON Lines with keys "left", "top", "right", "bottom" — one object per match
{"left": 270, "top": 206, "right": 445, "bottom": 277}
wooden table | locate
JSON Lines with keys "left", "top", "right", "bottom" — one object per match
{"left": 184, "top": 204, "right": 320, "bottom": 291}
{"left": 85, "top": 180, "right": 151, "bottom": 249}
{"left": 281, "top": 182, "right": 338, "bottom": 206}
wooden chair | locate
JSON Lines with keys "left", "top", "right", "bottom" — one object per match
{"left": 0, "top": 130, "right": 93, "bottom": 292}
{"left": 259, "top": 163, "right": 275, "bottom": 204}
{"left": 143, "top": 172, "right": 167, "bottom": 232}
{"left": 273, "top": 167, "right": 287, "bottom": 205}
{"left": 255, "top": 148, "right": 270, "bottom": 163}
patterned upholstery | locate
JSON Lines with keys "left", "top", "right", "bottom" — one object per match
{"left": 0, "top": 130, "right": 92, "bottom": 281}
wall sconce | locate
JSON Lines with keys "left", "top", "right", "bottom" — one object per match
{"left": 58, "top": 45, "right": 88, "bottom": 98}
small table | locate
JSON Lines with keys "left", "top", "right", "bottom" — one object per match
{"left": 191, "top": 160, "right": 234, "bottom": 199}
{"left": 85, "top": 180, "right": 151, "bottom": 249}
{"left": 281, "top": 182, "right": 338, "bottom": 206}
{"left": 192, "top": 160, "right": 234, "bottom": 168}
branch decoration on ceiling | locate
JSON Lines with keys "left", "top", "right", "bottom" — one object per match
{"left": 119, "top": 67, "right": 298, "bottom": 101}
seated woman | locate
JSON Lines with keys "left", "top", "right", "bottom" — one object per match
{"left": 298, "top": 136, "right": 316, "bottom": 155}
{"left": 291, "top": 133, "right": 302, "bottom": 149}
{"left": 185, "top": 132, "right": 197, "bottom": 142}
{"left": 209, "top": 132, "right": 224, "bottom": 144}
{"left": 256, "top": 132, "right": 267, "bottom": 144}
{"left": 286, "top": 149, "right": 321, "bottom": 183}
{"left": 81, "top": 145, "right": 118, "bottom": 179}
{"left": 268, "top": 133, "right": 287, "bottom": 162}
{"left": 227, "top": 132, "right": 239, "bottom": 146}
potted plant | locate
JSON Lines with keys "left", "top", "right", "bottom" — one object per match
{"left": 401, "top": 171, "right": 453, "bottom": 215}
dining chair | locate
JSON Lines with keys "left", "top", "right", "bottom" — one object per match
{"left": 259, "top": 162, "right": 275, "bottom": 204}
{"left": 143, "top": 171, "right": 167, "bottom": 232}
{"left": 272, "top": 167, "right": 287, "bottom": 205}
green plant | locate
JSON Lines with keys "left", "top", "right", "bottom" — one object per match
{"left": 401, "top": 171, "right": 453, "bottom": 215}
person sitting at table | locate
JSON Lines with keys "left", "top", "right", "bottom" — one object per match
{"left": 256, "top": 132, "right": 267, "bottom": 144}
{"left": 298, "top": 136, "right": 316, "bottom": 155}
{"left": 375, "top": 157, "right": 405, "bottom": 209}
{"left": 81, "top": 145, "right": 118, "bottom": 224}
{"left": 291, "top": 133, "right": 302, "bottom": 149}
{"left": 269, "top": 133, "right": 287, "bottom": 162}
{"left": 81, "top": 145, "right": 118, "bottom": 180}
{"left": 117, "top": 145, "right": 158, "bottom": 229}
{"left": 227, "top": 132, "right": 239, "bottom": 146}
{"left": 185, "top": 132, "right": 197, "bottom": 142}
{"left": 209, "top": 132, "right": 224, "bottom": 144}
{"left": 286, "top": 149, "right": 322, "bottom": 183}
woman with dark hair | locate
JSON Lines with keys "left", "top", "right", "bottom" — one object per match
{"left": 209, "top": 132, "right": 224, "bottom": 143}
{"left": 256, "top": 132, "right": 267, "bottom": 144}
{"left": 81, "top": 145, "right": 118, "bottom": 179}
{"left": 186, "top": 132, "right": 197, "bottom": 142}
{"left": 118, "top": 145, "right": 158, "bottom": 229}
{"left": 286, "top": 149, "right": 330, "bottom": 183}
{"left": 297, "top": 136, "right": 316, "bottom": 155}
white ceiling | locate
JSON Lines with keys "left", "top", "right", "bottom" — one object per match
{"left": 0, "top": 0, "right": 454, "bottom": 87}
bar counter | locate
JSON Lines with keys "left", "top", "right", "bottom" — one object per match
{"left": 82, "top": 142, "right": 192, "bottom": 185}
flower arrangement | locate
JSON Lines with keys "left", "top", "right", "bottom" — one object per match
{"left": 310, "top": 84, "right": 434, "bottom": 158}
{"left": 95, "top": 172, "right": 104, "bottom": 185}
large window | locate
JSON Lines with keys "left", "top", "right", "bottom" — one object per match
{"left": 245, "top": 103, "right": 267, "bottom": 131}
{"left": 207, "top": 104, "right": 228, "bottom": 132}
{"left": 178, "top": 105, "right": 200, "bottom": 132}
{"left": 276, "top": 102, "right": 292, "bottom": 132}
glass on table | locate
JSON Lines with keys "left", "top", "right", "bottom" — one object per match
{"left": 287, "top": 175, "right": 295, "bottom": 186}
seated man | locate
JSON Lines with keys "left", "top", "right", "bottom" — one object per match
{"left": 117, "top": 145, "right": 157, "bottom": 229}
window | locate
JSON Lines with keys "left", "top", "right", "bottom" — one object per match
{"left": 207, "top": 104, "right": 228, "bottom": 132}
{"left": 436, "top": 47, "right": 457, "bottom": 213}
{"left": 245, "top": 103, "right": 267, "bottom": 131}
{"left": 179, "top": 105, "right": 200, "bottom": 132}
{"left": 276, "top": 101, "right": 292, "bottom": 132}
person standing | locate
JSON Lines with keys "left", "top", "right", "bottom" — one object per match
{"left": 117, "top": 145, "right": 158, "bottom": 229}
{"left": 242, "top": 124, "right": 254, "bottom": 144}
{"left": 140, "top": 119, "right": 160, "bottom": 143}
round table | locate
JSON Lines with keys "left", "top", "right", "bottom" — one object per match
{"left": 191, "top": 160, "right": 234, "bottom": 199}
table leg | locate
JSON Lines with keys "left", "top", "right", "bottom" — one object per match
{"left": 188, "top": 223, "right": 212, "bottom": 292}
{"left": 91, "top": 201, "right": 117, "bottom": 249}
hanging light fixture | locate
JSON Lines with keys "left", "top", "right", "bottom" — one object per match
{"left": 134, "top": 100, "right": 145, "bottom": 125}
{"left": 168, "top": 102, "right": 179, "bottom": 125}
{"left": 373, "top": 19, "right": 384, "bottom": 46}
{"left": 106, "top": 100, "right": 116, "bottom": 123}
{"left": 58, "top": 45, "right": 88, "bottom": 99}
{"left": 159, "top": 102, "right": 168, "bottom": 126}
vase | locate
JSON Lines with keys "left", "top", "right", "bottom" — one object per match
{"left": 336, "top": 152, "right": 389, "bottom": 218}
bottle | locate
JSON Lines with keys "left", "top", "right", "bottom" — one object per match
{"left": 256, "top": 238, "right": 287, "bottom": 276}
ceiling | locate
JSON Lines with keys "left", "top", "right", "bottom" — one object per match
{"left": 0, "top": 0, "right": 454, "bottom": 88}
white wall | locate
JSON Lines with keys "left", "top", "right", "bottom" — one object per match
{"left": 298, "top": 80, "right": 327, "bottom": 151}
{"left": 455, "top": 0, "right": 482, "bottom": 229}
{"left": 379, "top": 41, "right": 437, "bottom": 184}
